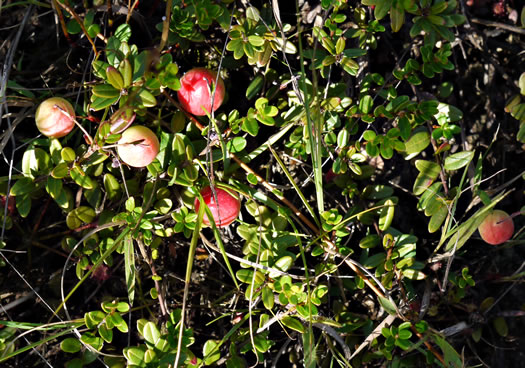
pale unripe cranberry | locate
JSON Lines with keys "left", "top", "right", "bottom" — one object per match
{"left": 117, "top": 126, "right": 160, "bottom": 168}
{"left": 478, "top": 210, "right": 514, "bottom": 245}
{"left": 194, "top": 186, "right": 241, "bottom": 227}
{"left": 177, "top": 68, "right": 225, "bottom": 116}
{"left": 35, "top": 97, "right": 75, "bottom": 138}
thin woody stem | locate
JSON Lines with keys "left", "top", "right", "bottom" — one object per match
{"left": 52, "top": 0, "right": 99, "bottom": 57}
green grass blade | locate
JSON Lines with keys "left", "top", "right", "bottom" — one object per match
{"left": 124, "top": 232, "right": 136, "bottom": 306}
{"left": 269, "top": 145, "right": 320, "bottom": 227}
{"left": 295, "top": 0, "right": 324, "bottom": 213}
{"left": 227, "top": 122, "right": 295, "bottom": 169}
{"left": 174, "top": 196, "right": 205, "bottom": 367}
{"left": 0, "top": 327, "right": 77, "bottom": 362}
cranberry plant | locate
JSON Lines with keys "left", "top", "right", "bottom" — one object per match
{"left": 1, "top": 0, "right": 524, "bottom": 367}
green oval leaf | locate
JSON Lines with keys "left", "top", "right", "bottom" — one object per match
{"left": 60, "top": 337, "right": 81, "bottom": 353}
{"left": 404, "top": 131, "right": 430, "bottom": 157}
{"left": 106, "top": 66, "right": 124, "bottom": 90}
{"left": 359, "top": 234, "right": 381, "bottom": 249}
{"left": 10, "top": 178, "right": 35, "bottom": 196}
{"left": 379, "top": 199, "right": 395, "bottom": 231}
{"left": 281, "top": 316, "right": 305, "bottom": 333}
{"left": 444, "top": 151, "right": 474, "bottom": 171}
{"left": 92, "top": 84, "right": 120, "bottom": 98}
{"left": 138, "top": 89, "right": 157, "bottom": 107}
{"left": 123, "top": 346, "right": 146, "bottom": 366}
{"left": 70, "top": 167, "right": 96, "bottom": 190}
{"left": 262, "top": 285, "right": 274, "bottom": 310}
{"left": 359, "top": 95, "right": 373, "bottom": 114}
{"left": 203, "top": 339, "right": 221, "bottom": 365}
{"left": 142, "top": 322, "right": 161, "bottom": 346}
{"left": 246, "top": 74, "right": 264, "bottom": 100}
{"left": 119, "top": 59, "right": 133, "bottom": 88}
{"left": 90, "top": 95, "right": 119, "bottom": 111}
{"left": 428, "top": 202, "right": 448, "bottom": 233}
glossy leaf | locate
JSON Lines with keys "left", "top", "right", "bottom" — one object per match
{"left": 262, "top": 285, "right": 274, "bottom": 310}
{"left": 60, "top": 337, "right": 81, "bottom": 353}
{"left": 404, "top": 131, "right": 430, "bottom": 157}
{"left": 281, "top": 316, "right": 305, "bottom": 333}
{"left": 444, "top": 151, "right": 474, "bottom": 171}
{"left": 379, "top": 199, "right": 395, "bottom": 231}
{"left": 203, "top": 339, "right": 221, "bottom": 365}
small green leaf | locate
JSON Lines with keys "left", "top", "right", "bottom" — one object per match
{"left": 22, "top": 147, "right": 51, "bottom": 178}
{"left": 81, "top": 332, "right": 103, "bottom": 351}
{"left": 492, "top": 316, "right": 508, "bottom": 337}
{"left": 123, "top": 346, "right": 146, "bottom": 366}
{"left": 444, "top": 151, "right": 474, "bottom": 171}
{"left": 413, "top": 160, "right": 441, "bottom": 195}
{"left": 434, "top": 102, "right": 463, "bottom": 124}
{"left": 125, "top": 196, "right": 135, "bottom": 212}
{"left": 391, "top": 2, "right": 405, "bottom": 32}
{"left": 335, "top": 37, "right": 346, "bottom": 55}
{"left": 16, "top": 194, "right": 31, "bottom": 218}
{"left": 85, "top": 310, "right": 105, "bottom": 329}
{"left": 66, "top": 19, "right": 82, "bottom": 34}
{"left": 262, "top": 285, "right": 274, "bottom": 310}
{"left": 61, "top": 337, "right": 81, "bottom": 353}
{"left": 114, "top": 24, "right": 132, "bottom": 42}
{"left": 246, "top": 6, "right": 260, "bottom": 22}
{"left": 138, "top": 89, "right": 157, "bottom": 107}
{"left": 363, "top": 253, "right": 386, "bottom": 268}
{"left": 432, "top": 334, "right": 463, "bottom": 368}
{"left": 373, "top": 0, "right": 393, "bottom": 20}
{"left": 404, "top": 131, "right": 430, "bottom": 157}
{"left": 359, "top": 95, "right": 373, "bottom": 114}
{"left": 428, "top": 202, "right": 448, "bottom": 233}
{"left": 395, "top": 337, "right": 412, "bottom": 350}
{"left": 106, "top": 66, "right": 124, "bottom": 90}
{"left": 337, "top": 128, "right": 350, "bottom": 148}
{"left": 119, "top": 59, "right": 133, "bottom": 88}
{"left": 61, "top": 147, "right": 77, "bottom": 162}
{"left": 236, "top": 269, "right": 264, "bottom": 284}
{"left": 359, "top": 234, "right": 381, "bottom": 248}
{"left": 142, "top": 321, "right": 160, "bottom": 346}
{"left": 203, "top": 339, "right": 221, "bottom": 365}
{"left": 363, "top": 130, "right": 376, "bottom": 141}
{"left": 87, "top": 24, "right": 100, "bottom": 39}
{"left": 226, "top": 137, "right": 247, "bottom": 153}
{"left": 274, "top": 256, "right": 293, "bottom": 272}
{"left": 92, "top": 84, "right": 120, "bottom": 98}
{"left": 70, "top": 167, "right": 96, "bottom": 190}
{"left": 281, "top": 316, "right": 305, "bottom": 333}
{"left": 75, "top": 206, "right": 95, "bottom": 223}
{"left": 98, "top": 323, "right": 113, "bottom": 343}
{"left": 248, "top": 35, "right": 264, "bottom": 47}
{"left": 10, "top": 178, "right": 35, "bottom": 196}
{"left": 246, "top": 74, "right": 264, "bottom": 100}
{"left": 90, "top": 95, "right": 119, "bottom": 111}
{"left": 378, "top": 296, "right": 397, "bottom": 315}
{"left": 402, "top": 269, "right": 426, "bottom": 280}
{"left": 104, "top": 173, "right": 121, "bottom": 200}
{"left": 378, "top": 199, "right": 395, "bottom": 231}
{"left": 242, "top": 116, "right": 259, "bottom": 136}
{"left": 253, "top": 333, "right": 273, "bottom": 352}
